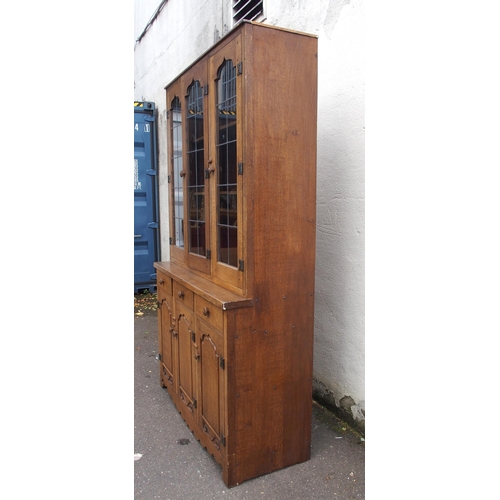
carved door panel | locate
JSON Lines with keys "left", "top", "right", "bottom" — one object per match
{"left": 158, "top": 293, "right": 176, "bottom": 388}
{"left": 196, "top": 320, "right": 225, "bottom": 451}
{"left": 175, "top": 302, "right": 197, "bottom": 415}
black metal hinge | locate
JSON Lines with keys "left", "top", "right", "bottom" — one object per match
{"left": 220, "top": 356, "right": 225, "bottom": 370}
{"left": 191, "top": 331, "right": 196, "bottom": 342}
{"left": 168, "top": 175, "right": 171, "bottom": 183}
{"left": 193, "top": 398, "right": 197, "bottom": 409}
{"left": 238, "top": 260, "right": 244, "bottom": 272}
{"left": 220, "top": 434, "right": 226, "bottom": 446}
{"left": 166, "top": 110, "right": 170, "bottom": 119}
{"left": 169, "top": 237, "right": 173, "bottom": 245}
{"left": 204, "top": 84, "right": 209, "bottom": 95}
{"left": 238, "top": 162, "right": 243, "bottom": 175}
{"left": 157, "top": 353, "right": 162, "bottom": 362}
{"left": 206, "top": 249, "right": 211, "bottom": 260}
{"left": 237, "top": 62, "right": 243, "bottom": 75}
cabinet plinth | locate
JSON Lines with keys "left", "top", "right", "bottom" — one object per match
{"left": 156, "top": 21, "right": 317, "bottom": 487}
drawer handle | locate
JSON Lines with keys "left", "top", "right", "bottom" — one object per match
{"left": 177, "top": 290, "right": 184, "bottom": 299}
{"left": 202, "top": 307, "right": 210, "bottom": 317}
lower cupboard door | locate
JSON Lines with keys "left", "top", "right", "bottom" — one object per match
{"left": 159, "top": 294, "right": 175, "bottom": 387}
{"left": 198, "top": 320, "right": 225, "bottom": 452}
{"left": 176, "top": 303, "right": 197, "bottom": 415}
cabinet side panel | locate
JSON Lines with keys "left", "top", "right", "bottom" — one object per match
{"left": 246, "top": 25, "right": 318, "bottom": 289}
{"left": 243, "top": 23, "right": 318, "bottom": 316}
{"left": 234, "top": 24, "right": 317, "bottom": 484}
{"left": 232, "top": 318, "right": 285, "bottom": 482}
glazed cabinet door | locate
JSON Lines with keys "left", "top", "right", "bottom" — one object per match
{"left": 208, "top": 34, "right": 245, "bottom": 293}
{"left": 185, "top": 62, "right": 211, "bottom": 274}
{"left": 195, "top": 319, "right": 226, "bottom": 455}
{"left": 166, "top": 60, "right": 211, "bottom": 275}
{"left": 166, "top": 77, "right": 186, "bottom": 265}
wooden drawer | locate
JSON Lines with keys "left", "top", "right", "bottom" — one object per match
{"left": 157, "top": 273, "right": 172, "bottom": 297}
{"left": 173, "top": 281, "right": 194, "bottom": 310}
{"left": 195, "top": 295, "right": 223, "bottom": 332}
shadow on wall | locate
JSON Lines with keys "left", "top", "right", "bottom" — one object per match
{"left": 313, "top": 378, "right": 365, "bottom": 435}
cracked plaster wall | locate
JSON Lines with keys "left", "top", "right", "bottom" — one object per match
{"left": 134, "top": 0, "right": 365, "bottom": 433}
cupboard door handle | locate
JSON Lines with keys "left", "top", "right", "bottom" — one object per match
{"left": 177, "top": 290, "right": 184, "bottom": 299}
{"left": 202, "top": 307, "right": 210, "bottom": 317}
{"left": 159, "top": 278, "right": 164, "bottom": 285}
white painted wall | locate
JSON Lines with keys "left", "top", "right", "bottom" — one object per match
{"left": 134, "top": 0, "right": 365, "bottom": 431}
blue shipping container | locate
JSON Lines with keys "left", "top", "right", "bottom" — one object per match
{"left": 134, "top": 101, "right": 160, "bottom": 293}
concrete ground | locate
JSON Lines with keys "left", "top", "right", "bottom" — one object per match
{"left": 134, "top": 311, "right": 365, "bottom": 500}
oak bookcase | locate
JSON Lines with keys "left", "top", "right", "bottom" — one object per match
{"left": 155, "top": 21, "right": 317, "bottom": 487}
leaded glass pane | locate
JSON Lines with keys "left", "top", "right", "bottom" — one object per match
{"left": 171, "top": 97, "right": 184, "bottom": 248}
{"left": 186, "top": 81, "right": 206, "bottom": 256}
{"left": 216, "top": 59, "right": 238, "bottom": 267}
